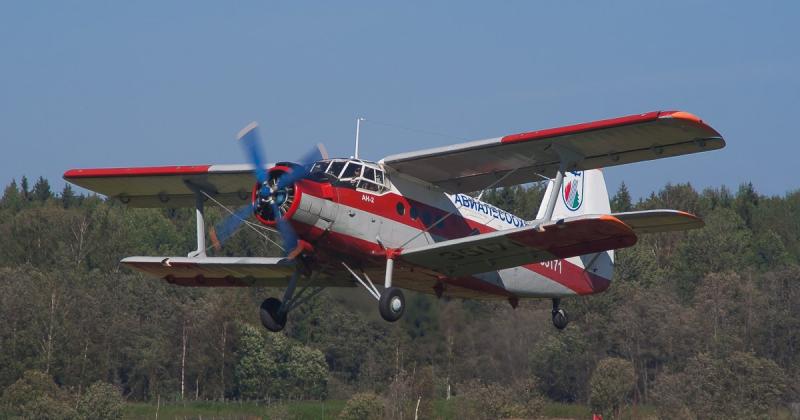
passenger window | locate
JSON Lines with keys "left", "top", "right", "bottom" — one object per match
{"left": 358, "top": 180, "right": 381, "bottom": 192}
{"left": 375, "top": 170, "right": 384, "bottom": 185}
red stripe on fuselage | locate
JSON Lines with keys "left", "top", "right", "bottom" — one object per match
{"left": 296, "top": 180, "right": 613, "bottom": 296}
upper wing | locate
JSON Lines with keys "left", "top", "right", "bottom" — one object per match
{"left": 122, "top": 256, "right": 353, "bottom": 287}
{"left": 398, "top": 214, "right": 637, "bottom": 277}
{"left": 64, "top": 164, "right": 257, "bottom": 208}
{"left": 611, "top": 210, "right": 703, "bottom": 234}
{"left": 382, "top": 111, "right": 724, "bottom": 193}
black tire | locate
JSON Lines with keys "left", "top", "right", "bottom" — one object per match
{"left": 552, "top": 308, "right": 569, "bottom": 330}
{"left": 379, "top": 287, "right": 405, "bottom": 322}
{"left": 260, "top": 297, "right": 287, "bottom": 332}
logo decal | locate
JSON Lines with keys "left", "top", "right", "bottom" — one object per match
{"left": 562, "top": 171, "right": 584, "bottom": 211}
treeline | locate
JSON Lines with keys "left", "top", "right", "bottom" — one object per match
{"left": 1, "top": 176, "right": 799, "bottom": 418}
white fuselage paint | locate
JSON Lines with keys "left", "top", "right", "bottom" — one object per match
{"left": 293, "top": 170, "right": 613, "bottom": 299}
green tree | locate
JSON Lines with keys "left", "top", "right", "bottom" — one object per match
{"left": 589, "top": 357, "right": 635, "bottom": 418}
{"left": 32, "top": 176, "right": 52, "bottom": 202}
{"left": 338, "top": 392, "right": 384, "bottom": 420}
{"left": 61, "top": 184, "right": 77, "bottom": 209}
{"left": 1, "top": 179, "right": 22, "bottom": 211}
{"left": 20, "top": 176, "right": 30, "bottom": 201}
{"left": 611, "top": 182, "right": 633, "bottom": 212}
{"left": 0, "top": 370, "right": 75, "bottom": 419}
{"left": 653, "top": 352, "right": 787, "bottom": 419}
{"left": 455, "top": 378, "right": 544, "bottom": 420}
{"left": 76, "top": 381, "right": 124, "bottom": 420}
{"left": 670, "top": 208, "right": 753, "bottom": 298}
{"left": 234, "top": 323, "right": 274, "bottom": 399}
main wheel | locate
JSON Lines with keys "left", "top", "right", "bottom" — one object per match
{"left": 260, "top": 297, "right": 287, "bottom": 332}
{"left": 552, "top": 308, "right": 569, "bottom": 330}
{"left": 379, "top": 287, "right": 405, "bottom": 322}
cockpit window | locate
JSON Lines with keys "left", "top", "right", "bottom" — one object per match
{"left": 327, "top": 161, "right": 346, "bottom": 177}
{"left": 340, "top": 162, "right": 363, "bottom": 179}
{"left": 311, "top": 161, "right": 330, "bottom": 173}
{"left": 363, "top": 167, "right": 376, "bottom": 182}
{"left": 310, "top": 158, "right": 389, "bottom": 193}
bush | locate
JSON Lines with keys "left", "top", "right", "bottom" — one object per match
{"left": 77, "top": 381, "right": 124, "bottom": 420}
{"left": 589, "top": 358, "right": 635, "bottom": 418}
{"left": 0, "top": 370, "right": 75, "bottom": 419}
{"left": 652, "top": 352, "right": 787, "bottom": 419}
{"left": 455, "top": 378, "right": 544, "bottom": 420}
{"left": 338, "top": 392, "right": 385, "bottom": 420}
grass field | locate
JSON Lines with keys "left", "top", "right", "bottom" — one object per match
{"left": 121, "top": 400, "right": 643, "bottom": 419}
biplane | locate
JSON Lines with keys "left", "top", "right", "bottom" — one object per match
{"left": 64, "top": 110, "right": 724, "bottom": 331}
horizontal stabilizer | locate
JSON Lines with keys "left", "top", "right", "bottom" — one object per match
{"left": 612, "top": 210, "right": 703, "bottom": 234}
{"left": 398, "top": 214, "right": 637, "bottom": 277}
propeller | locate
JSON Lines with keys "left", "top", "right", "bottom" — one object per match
{"left": 209, "top": 122, "right": 327, "bottom": 258}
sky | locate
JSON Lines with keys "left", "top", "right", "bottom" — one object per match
{"left": 1, "top": 1, "right": 798, "bottom": 200}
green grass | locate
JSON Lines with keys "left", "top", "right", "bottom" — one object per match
{"left": 123, "top": 400, "right": 345, "bottom": 420}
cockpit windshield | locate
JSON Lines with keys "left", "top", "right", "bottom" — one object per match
{"left": 311, "top": 158, "right": 388, "bottom": 193}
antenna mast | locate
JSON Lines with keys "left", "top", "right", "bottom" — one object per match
{"left": 354, "top": 117, "right": 365, "bottom": 159}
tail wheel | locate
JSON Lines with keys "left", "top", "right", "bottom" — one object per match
{"left": 552, "top": 308, "right": 569, "bottom": 330}
{"left": 379, "top": 287, "right": 405, "bottom": 322}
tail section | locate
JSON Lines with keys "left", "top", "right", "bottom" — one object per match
{"left": 535, "top": 169, "right": 611, "bottom": 219}
{"left": 535, "top": 169, "right": 615, "bottom": 292}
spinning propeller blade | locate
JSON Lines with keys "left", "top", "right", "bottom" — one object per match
{"left": 276, "top": 143, "right": 328, "bottom": 190}
{"left": 238, "top": 122, "right": 268, "bottom": 185}
{"left": 210, "top": 123, "right": 325, "bottom": 258}
{"left": 209, "top": 204, "right": 253, "bottom": 251}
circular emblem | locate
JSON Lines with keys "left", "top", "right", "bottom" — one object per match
{"left": 562, "top": 172, "right": 584, "bottom": 211}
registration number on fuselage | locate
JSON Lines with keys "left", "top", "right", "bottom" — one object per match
{"left": 540, "top": 259, "right": 563, "bottom": 274}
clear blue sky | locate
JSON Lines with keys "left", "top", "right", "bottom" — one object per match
{"left": 1, "top": 1, "right": 798, "bottom": 200}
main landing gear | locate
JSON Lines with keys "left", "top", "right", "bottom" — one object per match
{"left": 552, "top": 298, "right": 569, "bottom": 330}
{"left": 379, "top": 287, "right": 405, "bottom": 322}
{"left": 259, "top": 268, "right": 325, "bottom": 332}
{"left": 342, "top": 261, "right": 406, "bottom": 323}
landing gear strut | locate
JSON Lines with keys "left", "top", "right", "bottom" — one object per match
{"left": 259, "top": 268, "right": 324, "bottom": 332}
{"left": 552, "top": 298, "right": 569, "bottom": 330}
{"left": 341, "top": 261, "right": 406, "bottom": 323}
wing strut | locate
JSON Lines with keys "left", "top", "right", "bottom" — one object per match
{"left": 541, "top": 146, "right": 583, "bottom": 222}
{"left": 186, "top": 183, "right": 208, "bottom": 258}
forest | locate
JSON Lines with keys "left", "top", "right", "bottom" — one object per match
{"left": 1, "top": 175, "right": 799, "bottom": 419}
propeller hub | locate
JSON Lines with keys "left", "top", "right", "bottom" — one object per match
{"left": 252, "top": 165, "right": 301, "bottom": 226}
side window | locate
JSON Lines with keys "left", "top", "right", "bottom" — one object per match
{"left": 375, "top": 170, "right": 385, "bottom": 186}
{"left": 357, "top": 180, "right": 381, "bottom": 192}
{"left": 363, "top": 167, "right": 376, "bottom": 182}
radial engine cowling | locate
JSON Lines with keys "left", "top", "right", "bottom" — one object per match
{"left": 252, "top": 165, "right": 303, "bottom": 226}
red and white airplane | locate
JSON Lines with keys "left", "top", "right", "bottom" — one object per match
{"left": 64, "top": 111, "right": 724, "bottom": 331}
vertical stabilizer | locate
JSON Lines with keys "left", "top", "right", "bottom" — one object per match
{"left": 536, "top": 169, "right": 615, "bottom": 282}
{"left": 536, "top": 169, "right": 611, "bottom": 220}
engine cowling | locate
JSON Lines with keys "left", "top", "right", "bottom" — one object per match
{"left": 252, "top": 165, "right": 303, "bottom": 226}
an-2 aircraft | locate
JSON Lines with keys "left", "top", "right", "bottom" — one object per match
{"left": 65, "top": 111, "right": 725, "bottom": 331}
